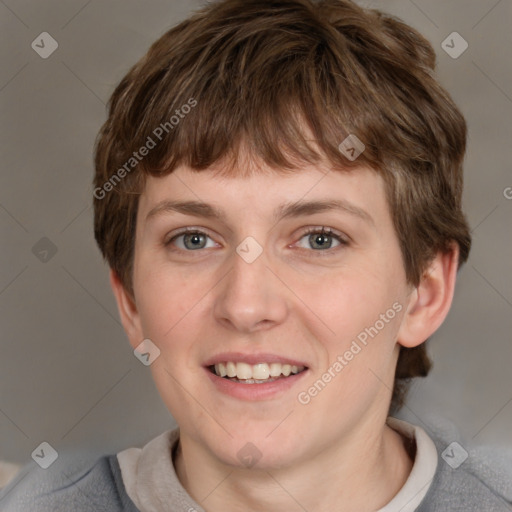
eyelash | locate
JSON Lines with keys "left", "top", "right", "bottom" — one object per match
{"left": 164, "top": 226, "right": 349, "bottom": 256}
{"left": 298, "top": 227, "right": 349, "bottom": 255}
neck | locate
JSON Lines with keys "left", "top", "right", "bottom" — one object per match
{"left": 174, "top": 420, "right": 413, "bottom": 512}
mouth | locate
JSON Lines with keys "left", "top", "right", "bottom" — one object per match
{"left": 207, "top": 362, "right": 307, "bottom": 384}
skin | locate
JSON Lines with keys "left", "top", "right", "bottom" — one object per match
{"left": 111, "top": 153, "right": 459, "bottom": 512}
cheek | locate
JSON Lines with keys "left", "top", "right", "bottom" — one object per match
{"left": 135, "top": 270, "right": 207, "bottom": 404}
{"left": 295, "top": 264, "right": 404, "bottom": 379}
{"left": 301, "top": 303, "right": 403, "bottom": 419}
{"left": 295, "top": 266, "right": 394, "bottom": 334}
{"left": 134, "top": 260, "right": 204, "bottom": 345}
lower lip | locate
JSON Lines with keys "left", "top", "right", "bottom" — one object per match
{"left": 204, "top": 367, "right": 309, "bottom": 401}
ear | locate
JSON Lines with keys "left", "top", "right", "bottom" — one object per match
{"left": 397, "top": 244, "right": 460, "bottom": 348}
{"left": 110, "top": 269, "right": 143, "bottom": 350}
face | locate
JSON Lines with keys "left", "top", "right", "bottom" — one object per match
{"left": 123, "top": 157, "right": 415, "bottom": 469}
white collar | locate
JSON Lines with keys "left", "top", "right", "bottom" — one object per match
{"left": 117, "top": 417, "right": 438, "bottom": 512}
{"left": 377, "top": 417, "right": 438, "bottom": 512}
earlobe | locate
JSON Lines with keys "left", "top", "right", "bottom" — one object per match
{"left": 109, "top": 269, "right": 143, "bottom": 349}
{"left": 397, "top": 244, "right": 460, "bottom": 348}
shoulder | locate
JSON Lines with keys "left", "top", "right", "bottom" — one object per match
{"left": 0, "top": 453, "right": 139, "bottom": 512}
{"left": 413, "top": 416, "right": 512, "bottom": 511}
{"left": 418, "top": 458, "right": 512, "bottom": 511}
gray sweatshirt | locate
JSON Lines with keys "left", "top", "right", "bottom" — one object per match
{"left": 1, "top": 420, "right": 511, "bottom": 511}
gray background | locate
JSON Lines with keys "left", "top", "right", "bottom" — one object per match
{"left": 0, "top": 0, "right": 511, "bottom": 467}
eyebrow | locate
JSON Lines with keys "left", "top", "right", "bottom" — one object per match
{"left": 145, "top": 198, "right": 374, "bottom": 226}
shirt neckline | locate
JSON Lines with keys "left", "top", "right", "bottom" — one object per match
{"left": 117, "top": 417, "right": 438, "bottom": 512}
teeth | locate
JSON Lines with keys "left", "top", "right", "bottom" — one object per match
{"left": 252, "top": 363, "right": 270, "bottom": 380}
{"left": 236, "top": 362, "right": 252, "bottom": 380}
{"left": 217, "top": 363, "right": 227, "bottom": 377}
{"left": 213, "top": 362, "right": 305, "bottom": 380}
{"left": 269, "top": 363, "right": 282, "bottom": 377}
{"left": 226, "top": 361, "right": 236, "bottom": 378}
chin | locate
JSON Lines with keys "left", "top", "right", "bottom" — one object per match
{"left": 202, "top": 428, "right": 304, "bottom": 471}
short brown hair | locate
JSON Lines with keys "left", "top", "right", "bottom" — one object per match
{"left": 93, "top": 0, "right": 471, "bottom": 412}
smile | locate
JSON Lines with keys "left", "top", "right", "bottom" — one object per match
{"left": 209, "top": 362, "right": 306, "bottom": 383}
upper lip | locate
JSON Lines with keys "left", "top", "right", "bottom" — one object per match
{"left": 204, "top": 352, "right": 309, "bottom": 368}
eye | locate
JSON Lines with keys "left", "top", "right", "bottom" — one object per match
{"left": 295, "top": 227, "right": 348, "bottom": 254}
{"left": 164, "top": 228, "right": 217, "bottom": 251}
{"left": 164, "top": 226, "right": 348, "bottom": 255}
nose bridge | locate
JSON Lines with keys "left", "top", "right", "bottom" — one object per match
{"left": 213, "top": 237, "right": 287, "bottom": 332}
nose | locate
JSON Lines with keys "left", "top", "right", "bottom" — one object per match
{"left": 213, "top": 243, "right": 288, "bottom": 334}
